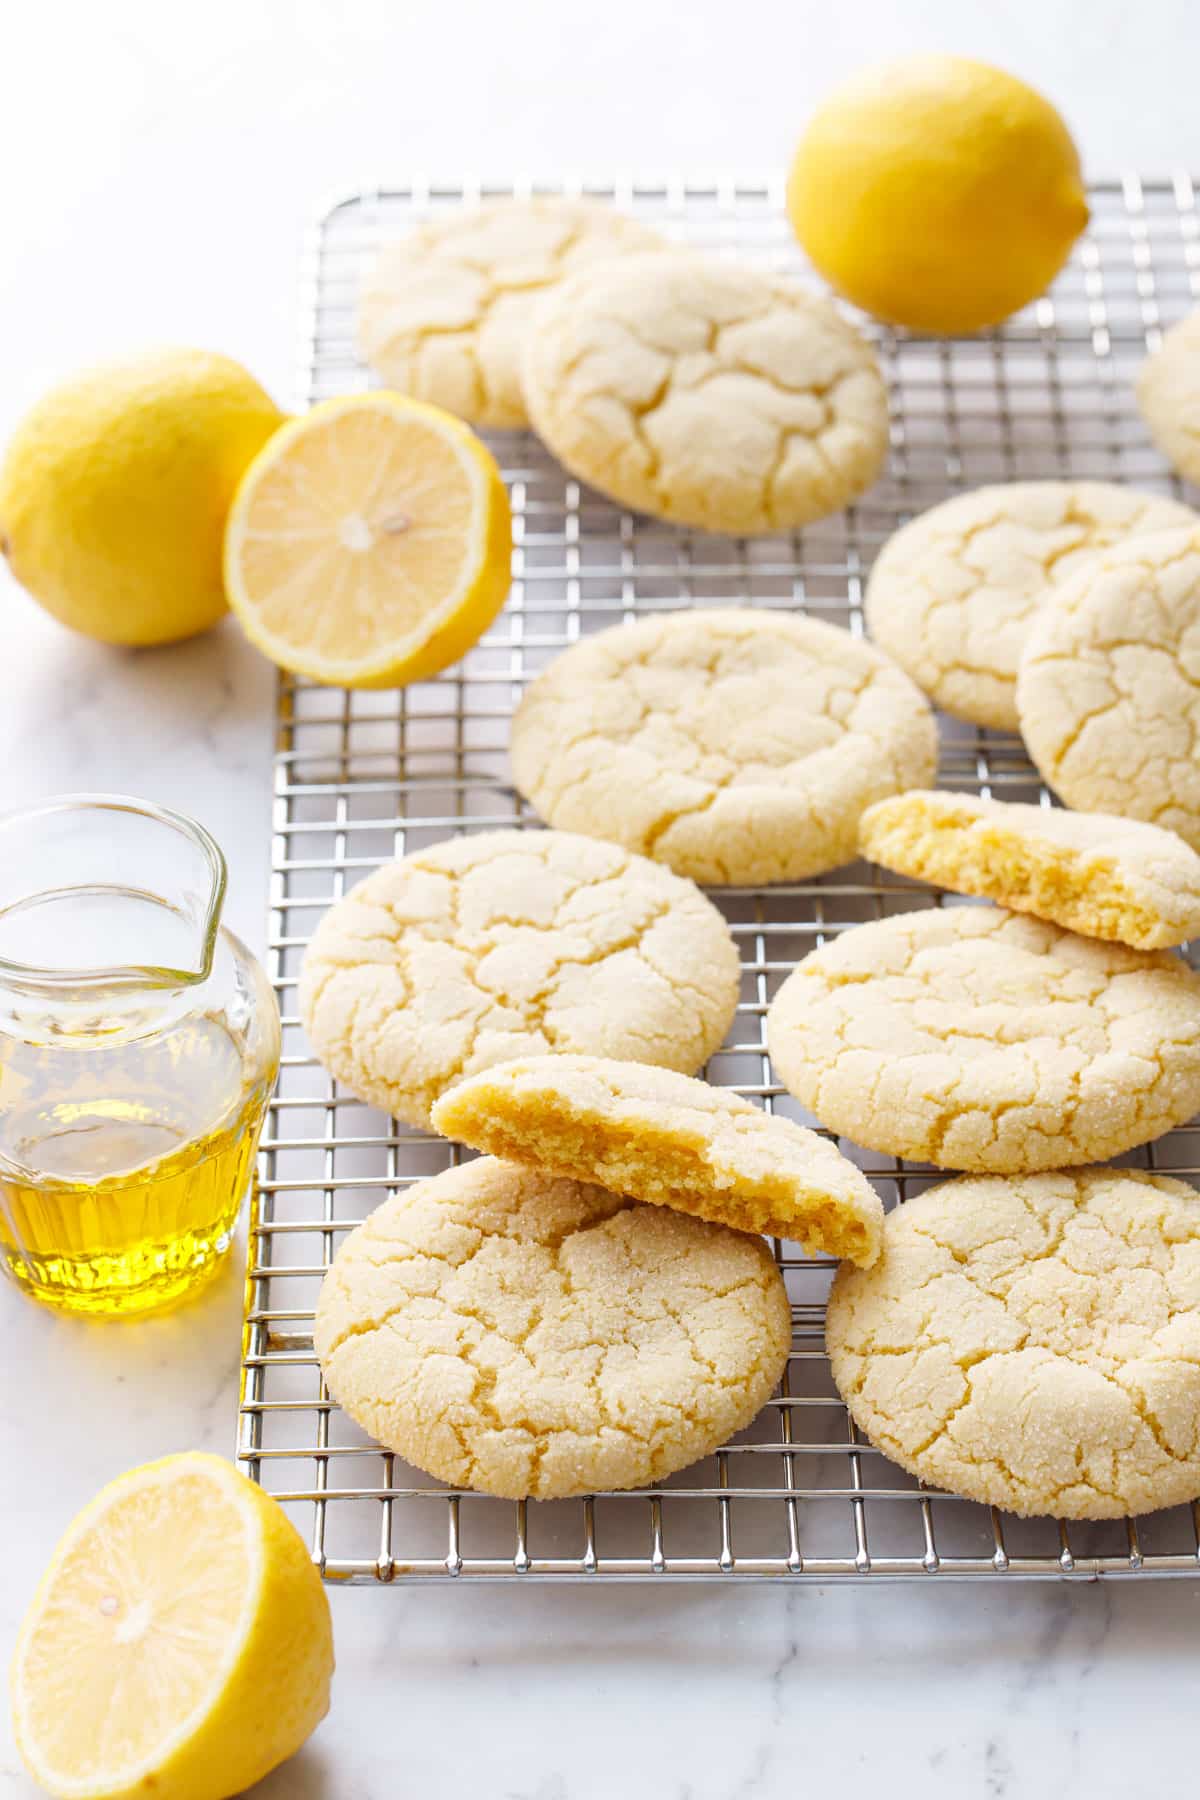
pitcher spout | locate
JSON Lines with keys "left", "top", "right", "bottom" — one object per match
{"left": 0, "top": 794, "right": 227, "bottom": 1001}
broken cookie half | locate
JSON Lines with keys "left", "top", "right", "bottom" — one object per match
{"left": 860, "top": 789, "right": 1200, "bottom": 950}
{"left": 432, "top": 1052, "right": 883, "bottom": 1266}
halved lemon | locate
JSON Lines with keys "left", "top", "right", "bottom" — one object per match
{"left": 10, "top": 1452, "right": 333, "bottom": 1800}
{"left": 224, "top": 390, "right": 512, "bottom": 687}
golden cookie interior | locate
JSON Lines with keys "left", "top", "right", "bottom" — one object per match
{"left": 860, "top": 789, "right": 1200, "bottom": 949}
{"left": 432, "top": 1052, "right": 883, "bottom": 1265}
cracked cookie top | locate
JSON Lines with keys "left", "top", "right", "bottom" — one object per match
{"left": 357, "top": 198, "right": 664, "bottom": 429}
{"left": 1017, "top": 527, "right": 1200, "bottom": 849}
{"left": 1138, "top": 308, "right": 1200, "bottom": 487}
{"left": 299, "top": 828, "right": 739, "bottom": 1127}
{"left": 827, "top": 1169, "right": 1200, "bottom": 1519}
{"left": 865, "top": 482, "right": 1196, "bottom": 731}
{"left": 766, "top": 903, "right": 1200, "bottom": 1172}
{"left": 432, "top": 1052, "right": 884, "bottom": 1264}
{"left": 858, "top": 789, "right": 1200, "bottom": 950}
{"left": 314, "top": 1156, "right": 792, "bottom": 1499}
{"left": 520, "top": 250, "right": 888, "bottom": 533}
{"left": 510, "top": 608, "right": 937, "bottom": 885}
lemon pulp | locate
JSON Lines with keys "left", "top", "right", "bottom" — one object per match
{"left": 11, "top": 1453, "right": 333, "bottom": 1800}
{"left": 225, "top": 390, "right": 513, "bottom": 687}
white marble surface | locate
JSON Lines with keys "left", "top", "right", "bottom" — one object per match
{"left": 3, "top": 2, "right": 1200, "bottom": 1795}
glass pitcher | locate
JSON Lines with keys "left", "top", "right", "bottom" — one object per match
{"left": 0, "top": 795, "right": 280, "bottom": 1317}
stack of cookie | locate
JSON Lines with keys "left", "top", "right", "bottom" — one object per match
{"left": 866, "top": 481, "right": 1200, "bottom": 851}
{"left": 302, "top": 808, "right": 1200, "bottom": 1520}
{"left": 758, "top": 793, "right": 1200, "bottom": 1520}
{"left": 302, "top": 828, "right": 886, "bottom": 1500}
{"left": 303, "top": 198, "right": 1200, "bottom": 1524}
{"left": 357, "top": 195, "right": 890, "bottom": 535}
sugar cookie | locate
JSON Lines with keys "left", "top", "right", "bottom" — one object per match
{"left": 1137, "top": 309, "right": 1200, "bottom": 486}
{"left": 510, "top": 609, "right": 937, "bottom": 884}
{"left": 827, "top": 1169, "right": 1200, "bottom": 1519}
{"left": 357, "top": 198, "right": 664, "bottom": 429}
{"left": 521, "top": 250, "right": 889, "bottom": 532}
{"left": 300, "top": 829, "right": 739, "bottom": 1127}
{"left": 865, "top": 482, "right": 1195, "bottom": 730}
{"left": 314, "top": 1157, "right": 792, "bottom": 1499}
{"left": 859, "top": 790, "right": 1200, "bottom": 949}
{"left": 432, "top": 1053, "right": 883, "bottom": 1264}
{"left": 766, "top": 903, "right": 1200, "bottom": 1172}
{"left": 1016, "top": 527, "right": 1200, "bottom": 848}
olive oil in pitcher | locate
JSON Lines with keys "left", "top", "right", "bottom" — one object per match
{"left": 0, "top": 797, "right": 280, "bottom": 1317}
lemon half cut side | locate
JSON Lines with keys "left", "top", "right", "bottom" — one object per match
{"left": 10, "top": 1452, "right": 333, "bottom": 1800}
{"left": 224, "top": 390, "right": 513, "bottom": 688}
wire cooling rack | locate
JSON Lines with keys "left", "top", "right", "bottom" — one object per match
{"left": 237, "top": 174, "right": 1200, "bottom": 1582}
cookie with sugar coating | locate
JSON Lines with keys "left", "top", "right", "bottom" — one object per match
{"left": 432, "top": 1052, "right": 883, "bottom": 1265}
{"left": 1016, "top": 526, "right": 1200, "bottom": 848}
{"left": 865, "top": 481, "right": 1195, "bottom": 730}
{"left": 521, "top": 249, "right": 888, "bottom": 533}
{"left": 510, "top": 608, "right": 937, "bottom": 885}
{"left": 859, "top": 789, "right": 1200, "bottom": 949}
{"left": 358, "top": 197, "right": 664, "bottom": 429}
{"left": 314, "top": 1156, "right": 792, "bottom": 1499}
{"left": 766, "top": 902, "right": 1200, "bottom": 1172}
{"left": 300, "top": 828, "right": 738, "bottom": 1127}
{"left": 1137, "top": 308, "right": 1200, "bottom": 486}
{"left": 827, "top": 1169, "right": 1200, "bottom": 1519}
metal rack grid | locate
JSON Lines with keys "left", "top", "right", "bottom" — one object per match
{"left": 237, "top": 174, "right": 1200, "bottom": 1582}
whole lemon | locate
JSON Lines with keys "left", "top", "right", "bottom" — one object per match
{"left": 0, "top": 349, "right": 284, "bottom": 645}
{"left": 786, "top": 55, "right": 1089, "bottom": 334}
